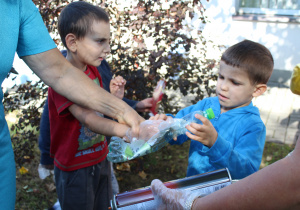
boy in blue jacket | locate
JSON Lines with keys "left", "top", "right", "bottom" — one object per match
{"left": 150, "top": 40, "right": 274, "bottom": 179}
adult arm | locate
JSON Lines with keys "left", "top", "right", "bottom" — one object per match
{"left": 192, "top": 138, "right": 300, "bottom": 210}
{"left": 22, "top": 48, "right": 144, "bottom": 133}
{"left": 151, "top": 137, "right": 300, "bottom": 210}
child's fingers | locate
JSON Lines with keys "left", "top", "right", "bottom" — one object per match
{"left": 186, "top": 123, "right": 202, "bottom": 133}
{"left": 151, "top": 114, "right": 160, "bottom": 120}
{"left": 110, "top": 78, "right": 120, "bottom": 87}
{"left": 150, "top": 114, "right": 167, "bottom": 121}
{"left": 185, "top": 131, "right": 202, "bottom": 142}
{"left": 186, "top": 123, "right": 205, "bottom": 139}
{"left": 114, "top": 76, "right": 126, "bottom": 85}
{"left": 149, "top": 114, "right": 159, "bottom": 120}
{"left": 158, "top": 114, "right": 169, "bottom": 120}
{"left": 195, "top": 114, "right": 209, "bottom": 124}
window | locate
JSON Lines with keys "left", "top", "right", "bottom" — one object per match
{"left": 236, "top": 0, "right": 300, "bottom": 16}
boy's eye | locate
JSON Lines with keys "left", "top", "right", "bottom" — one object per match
{"left": 97, "top": 39, "right": 106, "bottom": 44}
{"left": 218, "top": 75, "right": 224, "bottom": 79}
{"left": 232, "top": 80, "right": 240, "bottom": 85}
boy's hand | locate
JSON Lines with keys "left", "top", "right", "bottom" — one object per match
{"left": 185, "top": 114, "right": 218, "bottom": 147}
{"left": 135, "top": 98, "right": 153, "bottom": 112}
{"left": 149, "top": 113, "right": 172, "bottom": 121}
{"left": 110, "top": 75, "right": 126, "bottom": 99}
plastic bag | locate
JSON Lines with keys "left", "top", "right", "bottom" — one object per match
{"left": 107, "top": 108, "right": 215, "bottom": 163}
{"left": 38, "top": 164, "right": 54, "bottom": 180}
{"left": 150, "top": 79, "right": 166, "bottom": 116}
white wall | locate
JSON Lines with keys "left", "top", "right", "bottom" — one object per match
{"left": 201, "top": 0, "right": 300, "bottom": 72}
{"left": 2, "top": 53, "right": 40, "bottom": 90}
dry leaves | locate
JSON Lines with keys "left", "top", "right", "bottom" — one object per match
{"left": 116, "top": 162, "right": 131, "bottom": 172}
{"left": 45, "top": 183, "right": 56, "bottom": 192}
{"left": 138, "top": 171, "right": 147, "bottom": 180}
{"left": 19, "top": 166, "right": 29, "bottom": 175}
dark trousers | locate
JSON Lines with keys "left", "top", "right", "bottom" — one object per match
{"left": 54, "top": 159, "right": 112, "bottom": 210}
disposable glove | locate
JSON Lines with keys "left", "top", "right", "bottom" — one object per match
{"left": 151, "top": 179, "right": 203, "bottom": 210}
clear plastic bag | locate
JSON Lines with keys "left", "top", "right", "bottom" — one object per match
{"left": 38, "top": 164, "right": 54, "bottom": 180}
{"left": 107, "top": 109, "right": 215, "bottom": 163}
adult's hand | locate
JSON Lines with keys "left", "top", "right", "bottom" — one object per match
{"left": 119, "top": 107, "right": 145, "bottom": 138}
{"left": 151, "top": 179, "right": 202, "bottom": 210}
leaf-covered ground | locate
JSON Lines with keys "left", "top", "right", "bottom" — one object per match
{"left": 15, "top": 141, "right": 294, "bottom": 209}
{"left": 115, "top": 142, "right": 191, "bottom": 193}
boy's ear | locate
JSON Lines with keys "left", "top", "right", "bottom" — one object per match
{"left": 253, "top": 84, "right": 267, "bottom": 97}
{"left": 65, "top": 33, "right": 77, "bottom": 52}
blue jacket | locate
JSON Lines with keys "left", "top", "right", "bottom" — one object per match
{"left": 169, "top": 97, "right": 266, "bottom": 179}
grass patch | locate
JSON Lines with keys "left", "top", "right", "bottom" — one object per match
{"left": 15, "top": 145, "right": 57, "bottom": 210}
{"left": 260, "top": 142, "right": 295, "bottom": 168}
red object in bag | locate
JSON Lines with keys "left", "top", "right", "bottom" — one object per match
{"left": 150, "top": 79, "right": 166, "bottom": 115}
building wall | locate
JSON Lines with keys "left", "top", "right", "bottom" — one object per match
{"left": 201, "top": 0, "right": 300, "bottom": 83}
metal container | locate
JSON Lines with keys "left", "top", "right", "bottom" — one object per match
{"left": 110, "top": 168, "right": 232, "bottom": 210}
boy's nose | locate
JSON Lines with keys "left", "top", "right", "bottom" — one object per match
{"left": 104, "top": 44, "right": 111, "bottom": 55}
{"left": 220, "top": 81, "right": 228, "bottom": 91}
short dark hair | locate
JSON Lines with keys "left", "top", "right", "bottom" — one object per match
{"left": 58, "top": 1, "right": 109, "bottom": 49}
{"left": 221, "top": 40, "right": 274, "bottom": 84}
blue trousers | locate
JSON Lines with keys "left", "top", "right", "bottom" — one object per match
{"left": 54, "top": 159, "right": 112, "bottom": 210}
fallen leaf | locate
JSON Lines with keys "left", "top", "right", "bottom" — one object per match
{"left": 45, "top": 183, "right": 56, "bottom": 192}
{"left": 116, "top": 177, "right": 124, "bottom": 182}
{"left": 266, "top": 155, "right": 273, "bottom": 161}
{"left": 19, "top": 166, "right": 29, "bottom": 175}
{"left": 23, "top": 156, "right": 30, "bottom": 159}
{"left": 138, "top": 171, "right": 147, "bottom": 180}
{"left": 116, "top": 163, "right": 131, "bottom": 172}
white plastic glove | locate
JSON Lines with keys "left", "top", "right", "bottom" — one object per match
{"left": 151, "top": 179, "right": 203, "bottom": 210}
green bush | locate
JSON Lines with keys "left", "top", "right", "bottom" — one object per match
{"left": 4, "top": 0, "right": 220, "bottom": 167}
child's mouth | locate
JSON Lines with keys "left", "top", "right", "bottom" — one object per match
{"left": 218, "top": 93, "right": 228, "bottom": 101}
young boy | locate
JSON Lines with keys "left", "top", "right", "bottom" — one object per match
{"left": 150, "top": 40, "right": 274, "bottom": 180}
{"left": 150, "top": 61, "right": 300, "bottom": 210}
{"left": 48, "top": 2, "right": 129, "bottom": 209}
